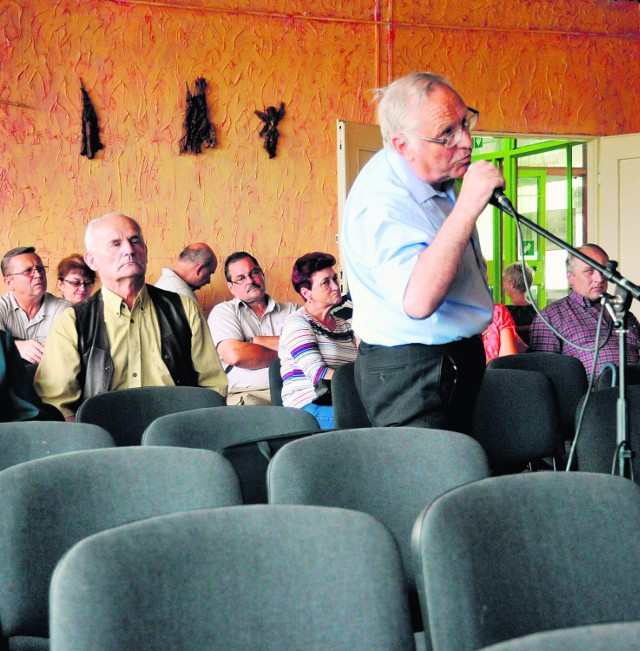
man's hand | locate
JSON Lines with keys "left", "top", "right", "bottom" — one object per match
{"left": 14, "top": 339, "right": 45, "bottom": 364}
{"left": 455, "top": 160, "right": 506, "bottom": 222}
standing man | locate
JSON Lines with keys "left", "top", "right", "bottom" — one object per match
{"left": 154, "top": 243, "right": 217, "bottom": 303}
{"left": 341, "top": 71, "right": 504, "bottom": 433}
{"left": 35, "top": 213, "right": 227, "bottom": 419}
{"left": 528, "top": 243, "right": 640, "bottom": 376}
{"left": 208, "top": 252, "right": 298, "bottom": 405}
{"left": 0, "top": 246, "right": 70, "bottom": 364}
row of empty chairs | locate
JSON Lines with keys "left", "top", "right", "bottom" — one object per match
{"left": 0, "top": 419, "right": 639, "bottom": 649}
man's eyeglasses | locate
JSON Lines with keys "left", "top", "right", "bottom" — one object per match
{"left": 61, "top": 278, "right": 95, "bottom": 288}
{"left": 405, "top": 107, "right": 479, "bottom": 149}
{"left": 230, "top": 268, "right": 264, "bottom": 285}
{"left": 6, "top": 265, "right": 47, "bottom": 278}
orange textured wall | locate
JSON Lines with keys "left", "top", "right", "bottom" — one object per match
{"left": 1, "top": 0, "right": 638, "bottom": 311}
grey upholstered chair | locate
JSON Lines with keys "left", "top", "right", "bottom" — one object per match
{"left": 487, "top": 352, "right": 588, "bottom": 444}
{"left": 76, "top": 385, "right": 226, "bottom": 445}
{"left": 574, "top": 385, "right": 640, "bottom": 479}
{"left": 472, "top": 368, "right": 563, "bottom": 472}
{"left": 477, "top": 621, "right": 640, "bottom": 651}
{"left": 331, "top": 362, "right": 372, "bottom": 428}
{"left": 267, "top": 427, "right": 490, "bottom": 647}
{"left": 268, "top": 357, "right": 284, "bottom": 406}
{"left": 413, "top": 472, "right": 640, "bottom": 651}
{"left": 142, "top": 405, "right": 321, "bottom": 502}
{"left": 0, "top": 421, "right": 114, "bottom": 471}
{"left": 50, "top": 505, "right": 415, "bottom": 651}
{"left": 0, "top": 446, "right": 242, "bottom": 650}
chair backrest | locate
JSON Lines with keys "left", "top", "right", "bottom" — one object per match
{"left": 268, "top": 427, "right": 490, "bottom": 643}
{"left": 50, "top": 505, "right": 415, "bottom": 651}
{"left": 472, "top": 368, "right": 563, "bottom": 472}
{"left": 0, "top": 422, "right": 114, "bottom": 472}
{"left": 76, "top": 385, "right": 226, "bottom": 445}
{"left": 331, "top": 362, "right": 372, "bottom": 429}
{"left": 142, "top": 405, "right": 322, "bottom": 503}
{"left": 477, "top": 621, "right": 640, "bottom": 651}
{"left": 0, "top": 446, "right": 242, "bottom": 650}
{"left": 596, "top": 362, "right": 640, "bottom": 390}
{"left": 268, "top": 357, "right": 283, "bottom": 406}
{"left": 575, "top": 385, "right": 640, "bottom": 478}
{"left": 413, "top": 472, "right": 640, "bottom": 651}
{"left": 488, "top": 352, "right": 587, "bottom": 441}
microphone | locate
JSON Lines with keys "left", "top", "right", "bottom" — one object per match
{"left": 489, "top": 189, "right": 516, "bottom": 216}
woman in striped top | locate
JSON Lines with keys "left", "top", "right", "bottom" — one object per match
{"left": 279, "top": 252, "right": 358, "bottom": 429}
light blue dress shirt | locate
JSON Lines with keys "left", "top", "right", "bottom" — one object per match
{"left": 341, "top": 147, "right": 493, "bottom": 346}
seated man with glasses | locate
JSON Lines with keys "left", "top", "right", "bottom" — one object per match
{"left": 341, "top": 71, "right": 504, "bottom": 434}
{"left": 0, "top": 246, "right": 70, "bottom": 364}
{"left": 208, "top": 251, "right": 298, "bottom": 405}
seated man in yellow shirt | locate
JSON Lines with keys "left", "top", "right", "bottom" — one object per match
{"left": 35, "top": 213, "right": 227, "bottom": 419}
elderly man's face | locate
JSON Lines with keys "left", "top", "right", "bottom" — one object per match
{"left": 568, "top": 248, "right": 609, "bottom": 302}
{"left": 85, "top": 215, "right": 147, "bottom": 286}
{"left": 3, "top": 253, "right": 47, "bottom": 302}
{"left": 393, "top": 85, "right": 473, "bottom": 189}
{"left": 227, "top": 257, "right": 266, "bottom": 305}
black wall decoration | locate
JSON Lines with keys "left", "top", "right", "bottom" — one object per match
{"left": 80, "top": 81, "right": 104, "bottom": 160}
{"left": 255, "top": 102, "right": 285, "bottom": 159}
{"left": 180, "top": 77, "right": 217, "bottom": 154}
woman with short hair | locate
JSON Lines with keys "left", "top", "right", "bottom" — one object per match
{"left": 279, "top": 252, "right": 358, "bottom": 429}
{"left": 57, "top": 254, "right": 96, "bottom": 305}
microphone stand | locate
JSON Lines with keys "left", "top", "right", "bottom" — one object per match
{"left": 492, "top": 194, "right": 640, "bottom": 479}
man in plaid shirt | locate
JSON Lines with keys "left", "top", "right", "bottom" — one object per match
{"left": 528, "top": 243, "right": 640, "bottom": 377}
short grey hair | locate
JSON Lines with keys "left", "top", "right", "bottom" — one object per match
{"left": 566, "top": 243, "right": 608, "bottom": 275}
{"left": 1, "top": 246, "right": 36, "bottom": 277}
{"left": 502, "top": 262, "right": 534, "bottom": 294}
{"left": 376, "top": 72, "right": 457, "bottom": 147}
{"left": 179, "top": 244, "right": 215, "bottom": 267}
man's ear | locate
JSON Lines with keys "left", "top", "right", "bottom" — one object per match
{"left": 391, "top": 133, "right": 411, "bottom": 158}
{"left": 3, "top": 276, "right": 12, "bottom": 291}
{"left": 84, "top": 252, "right": 98, "bottom": 272}
{"left": 567, "top": 271, "right": 574, "bottom": 288}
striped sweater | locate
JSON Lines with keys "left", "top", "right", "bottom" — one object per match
{"left": 279, "top": 307, "right": 358, "bottom": 409}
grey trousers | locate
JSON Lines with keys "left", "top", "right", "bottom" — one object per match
{"left": 354, "top": 336, "right": 485, "bottom": 434}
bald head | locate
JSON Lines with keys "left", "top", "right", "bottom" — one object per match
{"left": 84, "top": 213, "right": 148, "bottom": 291}
{"left": 175, "top": 242, "right": 217, "bottom": 290}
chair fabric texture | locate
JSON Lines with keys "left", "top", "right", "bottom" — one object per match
{"left": 268, "top": 357, "right": 284, "bottom": 406}
{"left": 477, "top": 621, "right": 640, "bottom": 651}
{"left": 472, "top": 368, "right": 562, "bottom": 471}
{"left": 0, "top": 446, "right": 242, "bottom": 650}
{"left": 487, "top": 352, "right": 587, "bottom": 442}
{"left": 574, "top": 385, "right": 640, "bottom": 478}
{"left": 596, "top": 362, "right": 640, "bottom": 390}
{"left": 413, "top": 472, "right": 640, "bottom": 651}
{"left": 267, "top": 426, "right": 490, "bottom": 646}
{"left": 0, "top": 422, "right": 114, "bottom": 472}
{"left": 50, "top": 505, "right": 415, "bottom": 651}
{"left": 142, "top": 405, "right": 321, "bottom": 502}
{"left": 75, "top": 385, "right": 226, "bottom": 446}
{"left": 331, "top": 362, "right": 372, "bottom": 429}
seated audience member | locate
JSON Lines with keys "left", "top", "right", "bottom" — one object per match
{"left": 0, "top": 329, "right": 63, "bottom": 421}
{"left": 503, "top": 261, "right": 537, "bottom": 345}
{"left": 482, "top": 303, "right": 525, "bottom": 364}
{"left": 279, "top": 252, "right": 358, "bottom": 429}
{"left": 35, "top": 213, "right": 227, "bottom": 420}
{"left": 0, "top": 246, "right": 70, "bottom": 364}
{"left": 528, "top": 243, "right": 640, "bottom": 376}
{"left": 208, "top": 252, "right": 298, "bottom": 405}
{"left": 57, "top": 254, "right": 96, "bottom": 305}
{"left": 155, "top": 243, "right": 217, "bottom": 303}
